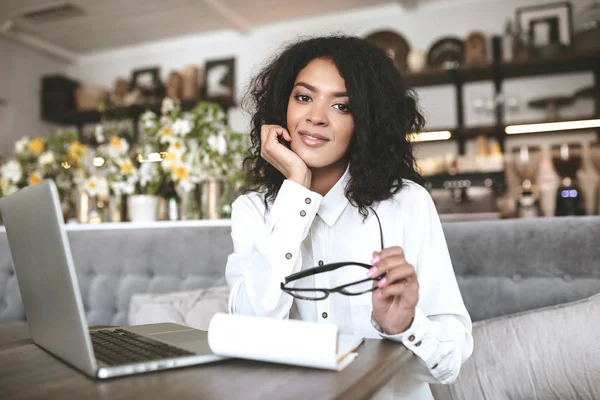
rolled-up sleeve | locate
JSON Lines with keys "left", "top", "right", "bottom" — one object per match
{"left": 226, "top": 180, "right": 323, "bottom": 319}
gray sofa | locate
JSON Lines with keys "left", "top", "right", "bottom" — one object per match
{"left": 2, "top": 217, "right": 599, "bottom": 325}
{"left": 1, "top": 217, "right": 600, "bottom": 399}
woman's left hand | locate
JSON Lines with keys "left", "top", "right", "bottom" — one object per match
{"left": 368, "top": 246, "right": 419, "bottom": 335}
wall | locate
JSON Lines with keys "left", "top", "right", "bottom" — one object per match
{"left": 61, "top": 0, "right": 600, "bottom": 214}
{"left": 66, "top": 0, "right": 593, "bottom": 131}
{"left": 0, "top": 37, "right": 69, "bottom": 159}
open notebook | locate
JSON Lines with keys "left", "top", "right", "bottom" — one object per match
{"left": 207, "top": 313, "right": 364, "bottom": 371}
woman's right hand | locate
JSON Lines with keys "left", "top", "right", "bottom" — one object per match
{"left": 260, "top": 125, "right": 311, "bottom": 188}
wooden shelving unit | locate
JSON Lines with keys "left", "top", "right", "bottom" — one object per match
{"left": 43, "top": 98, "right": 231, "bottom": 143}
{"left": 43, "top": 99, "right": 199, "bottom": 126}
{"left": 405, "top": 51, "right": 600, "bottom": 87}
{"left": 405, "top": 51, "right": 600, "bottom": 154}
{"left": 423, "top": 171, "right": 505, "bottom": 192}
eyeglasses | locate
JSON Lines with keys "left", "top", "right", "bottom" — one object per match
{"left": 280, "top": 207, "right": 384, "bottom": 301}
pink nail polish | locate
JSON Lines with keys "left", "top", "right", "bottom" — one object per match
{"left": 371, "top": 256, "right": 380, "bottom": 265}
{"left": 367, "top": 267, "right": 379, "bottom": 278}
{"left": 377, "top": 278, "right": 387, "bottom": 287}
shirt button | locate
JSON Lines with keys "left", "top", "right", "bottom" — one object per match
{"left": 285, "top": 253, "right": 292, "bottom": 259}
{"left": 408, "top": 335, "right": 416, "bottom": 342}
{"left": 305, "top": 198, "right": 311, "bottom": 204}
{"left": 322, "top": 312, "right": 328, "bottom": 319}
{"left": 300, "top": 210, "right": 306, "bottom": 217}
{"left": 318, "top": 260, "right": 324, "bottom": 266}
{"left": 415, "top": 341, "right": 422, "bottom": 347}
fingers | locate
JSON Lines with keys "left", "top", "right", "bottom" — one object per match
{"left": 377, "top": 281, "right": 419, "bottom": 304}
{"left": 261, "top": 125, "right": 291, "bottom": 146}
{"left": 376, "top": 263, "right": 415, "bottom": 287}
{"left": 368, "top": 246, "right": 406, "bottom": 278}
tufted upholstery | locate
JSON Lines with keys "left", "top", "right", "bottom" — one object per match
{"left": 1, "top": 216, "right": 599, "bottom": 326}
{"left": 0, "top": 223, "right": 233, "bottom": 326}
{"left": 443, "top": 216, "right": 600, "bottom": 322}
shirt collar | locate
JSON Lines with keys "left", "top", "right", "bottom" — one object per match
{"left": 317, "top": 165, "right": 351, "bottom": 227}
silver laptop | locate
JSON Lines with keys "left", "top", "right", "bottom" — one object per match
{"left": 0, "top": 179, "right": 224, "bottom": 379}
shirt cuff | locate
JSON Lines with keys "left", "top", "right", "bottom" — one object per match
{"left": 266, "top": 180, "right": 323, "bottom": 232}
{"left": 371, "top": 308, "right": 439, "bottom": 369}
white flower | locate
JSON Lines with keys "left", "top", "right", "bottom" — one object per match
{"left": 14, "top": 137, "right": 30, "bottom": 154}
{"left": 141, "top": 110, "right": 157, "bottom": 121}
{"left": 170, "top": 161, "right": 191, "bottom": 183}
{"left": 139, "top": 162, "right": 158, "bottom": 187}
{"left": 187, "top": 139, "right": 199, "bottom": 153}
{"left": 1, "top": 160, "right": 23, "bottom": 183}
{"left": 94, "top": 124, "right": 106, "bottom": 143}
{"left": 116, "top": 158, "right": 135, "bottom": 176}
{"left": 141, "top": 111, "right": 157, "bottom": 130}
{"left": 208, "top": 134, "right": 228, "bottom": 155}
{"left": 159, "top": 125, "right": 177, "bottom": 144}
{"left": 167, "top": 140, "right": 186, "bottom": 155}
{"left": 176, "top": 179, "right": 195, "bottom": 194}
{"left": 83, "top": 176, "right": 108, "bottom": 198}
{"left": 38, "top": 151, "right": 55, "bottom": 166}
{"left": 72, "top": 169, "right": 87, "bottom": 186}
{"left": 1, "top": 179, "right": 18, "bottom": 196}
{"left": 107, "top": 136, "right": 129, "bottom": 158}
{"left": 172, "top": 119, "right": 192, "bottom": 136}
{"left": 110, "top": 180, "right": 135, "bottom": 196}
{"left": 144, "top": 119, "right": 156, "bottom": 130}
{"left": 161, "top": 98, "right": 175, "bottom": 115}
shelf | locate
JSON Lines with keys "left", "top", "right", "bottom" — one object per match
{"left": 404, "top": 51, "right": 600, "bottom": 88}
{"left": 423, "top": 171, "right": 505, "bottom": 190}
{"left": 43, "top": 99, "right": 228, "bottom": 126}
{"left": 418, "top": 115, "right": 599, "bottom": 142}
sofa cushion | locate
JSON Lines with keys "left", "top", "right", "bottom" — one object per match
{"left": 431, "top": 292, "right": 600, "bottom": 400}
{"left": 129, "top": 286, "right": 229, "bottom": 331}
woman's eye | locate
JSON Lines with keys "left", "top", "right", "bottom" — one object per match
{"left": 335, "top": 103, "right": 350, "bottom": 113}
{"left": 295, "top": 94, "right": 311, "bottom": 102}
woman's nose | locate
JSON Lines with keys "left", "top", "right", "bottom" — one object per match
{"left": 305, "top": 105, "right": 328, "bottom": 126}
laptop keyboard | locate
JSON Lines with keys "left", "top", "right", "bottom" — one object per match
{"left": 90, "top": 329, "right": 194, "bottom": 366}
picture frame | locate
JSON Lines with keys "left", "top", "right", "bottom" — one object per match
{"left": 129, "top": 66, "right": 164, "bottom": 105}
{"left": 202, "top": 58, "right": 235, "bottom": 107}
{"left": 516, "top": 2, "right": 573, "bottom": 50}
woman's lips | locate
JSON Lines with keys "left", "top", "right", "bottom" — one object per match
{"left": 298, "top": 131, "right": 329, "bottom": 148}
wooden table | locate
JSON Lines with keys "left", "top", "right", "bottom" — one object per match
{"left": 0, "top": 323, "right": 412, "bottom": 400}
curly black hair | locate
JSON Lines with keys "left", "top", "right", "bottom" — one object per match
{"left": 242, "top": 34, "right": 425, "bottom": 217}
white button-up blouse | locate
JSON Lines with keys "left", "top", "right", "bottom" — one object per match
{"left": 225, "top": 168, "right": 473, "bottom": 400}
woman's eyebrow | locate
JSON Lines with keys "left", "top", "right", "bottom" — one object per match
{"left": 293, "top": 82, "right": 348, "bottom": 98}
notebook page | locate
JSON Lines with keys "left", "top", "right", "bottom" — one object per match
{"left": 208, "top": 313, "right": 360, "bottom": 370}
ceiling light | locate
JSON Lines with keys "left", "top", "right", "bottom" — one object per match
{"left": 409, "top": 130, "right": 452, "bottom": 142}
{"left": 505, "top": 119, "right": 600, "bottom": 134}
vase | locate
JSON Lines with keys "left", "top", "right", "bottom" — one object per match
{"left": 76, "top": 190, "right": 106, "bottom": 224}
{"left": 127, "top": 195, "right": 161, "bottom": 222}
{"left": 176, "top": 184, "right": 200, "bottom": 220}
{"left": 108, "top": 194, "right": 123, "bottom": 222}
{"left": 198, "top": 179, "right": 235, "bottom": 219}
{"left": 199, "top": 179, "right": 227, "bottom": 219}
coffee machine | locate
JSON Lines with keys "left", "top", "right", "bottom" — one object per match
{"left": 551, "top": 143, "right": 586, "bottom": 216}
{"left": 511, "top": 145, "right": 542, "bottom": 218}
{"left": 590, "top": 141, "right": 600, "bottom": 215}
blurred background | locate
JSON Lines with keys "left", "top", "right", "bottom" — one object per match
{"left": 0, "top": 0, "right": 599, "bottom": 223}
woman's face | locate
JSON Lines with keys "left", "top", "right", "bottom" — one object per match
{"left": 286, "top": 57, "right": 355, "bottom": 170}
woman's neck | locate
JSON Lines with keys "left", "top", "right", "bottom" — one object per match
{"left": 309, "top": 159, "right": 348, "bottom": 197}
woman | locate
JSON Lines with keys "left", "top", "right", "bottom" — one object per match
{"left": 225, "top": 35, "right": 473, "bottom": 399}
